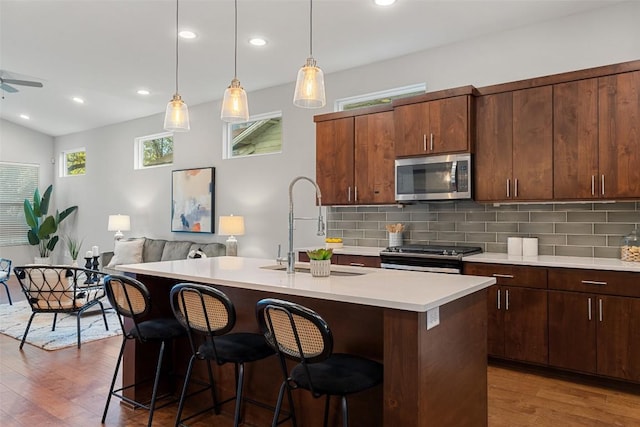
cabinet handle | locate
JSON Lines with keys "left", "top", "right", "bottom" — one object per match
{"left": 423, "top": 134, "right": 427, "bottom": 152}
{"left": 349, "top": 262, "right": 365, "bottom": 267}
{"left": 492, "top": 273, "right": 514, "bottom": 279}
{"left": 354, "top": 186, "right": 358, "bottom": 202}
{"left": 599, "top": 298, "right": 603, "bottom": 322}
{"left": 506, "top": 179, "right": 510, "bottom": 198}
{"left": 505, "top": 289, "right": 510, "bottom": 310}
{"left": 347, "top": 186, "right": 351, "bottom": 202}
{"left": 588, "top": 297, "right": 592, "bottom": 321}
{"left": 430, "top": 133, "right": 434, "bottom": 151}
{"left": 581, "top": 280, "right": 607, "bottom": 286}
{"left": 591, "top": 175, "right": 595, "bottom": 196}
{"left": 601, "top": 174, "right": 605, "bottom": 195}
{"left": 514, "top": 179, "right": 519, "bottom": 198}
{"left": 497, "top": 289, "right": 501, "bottom": 310}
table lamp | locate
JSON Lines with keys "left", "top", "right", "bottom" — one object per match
{"left": 108, "top": 214, "right": 131, "bottom": 241}
{"left": 218, "top": 215, "right": 245, "bottom": 256}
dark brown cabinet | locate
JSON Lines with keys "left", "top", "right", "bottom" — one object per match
{"left": 315, "top": 107, "right": 395, "bottom": 205}
{"left": 464, "top": 263, "right": 548, "bottom": 365}
{"left": 475, "top": 86, "right": 553, "bottom": 202}
{"left": 394, "top": 95, "right": 471, "bottom": 157}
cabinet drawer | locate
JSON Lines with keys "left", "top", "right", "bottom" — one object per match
{"left": 463, "top": 263, "right": 547, "bottom": 289}
{"left": 335, "top": 254, "right": 381, "bottom": 268}
{"left": 548, "top": 268, "right": 640, "bottom": 298}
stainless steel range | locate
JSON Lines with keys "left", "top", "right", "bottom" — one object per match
{"left": 380, "top": 244, "right": 483, "bottom": 274}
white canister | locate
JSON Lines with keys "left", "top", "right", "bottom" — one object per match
{"left": 389, "top": 232, "right": 403, "bottom": 247}
{"left": 507, "top": 237, "right": 523, "bottom": 256}
{"left": 523, "top": 238, "right": 539, "bottom": 257}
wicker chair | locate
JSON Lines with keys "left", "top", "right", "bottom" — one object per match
{"left": 101, "top": 274, "right": 187, "bottom": 427}
{"left": 256, "top": 298, "right": 383, "bottom": 427}
{"left": 13, "top": 265, "right": 109, "bottom": 349}
{"left": 0, "top": 258, "right": 13, "bottom": 305}
{"left": 170, "top": 283, "right": 275, "bottom": 427}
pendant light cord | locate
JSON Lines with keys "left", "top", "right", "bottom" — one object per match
{"left": 234, "top": 0, "right": 238, "bottom": 78}
{"left": 309, "top": 0, "right": 313, "bottom": 57}
{"left": 175, "top": 0, "right": 179, "bottom": 94}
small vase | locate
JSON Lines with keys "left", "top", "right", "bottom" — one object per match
{"left": 34, "top": 256, "right": 51, "bottom": 265}
{"left": 310, "top": 259, "right": 331, "bottom": 277}
{"left": 388, "top": 232, "right": 403, "bottom": 247}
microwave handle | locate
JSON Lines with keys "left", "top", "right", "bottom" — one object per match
{"left": 451, "top": 161, "right": 457, "bottom": 189}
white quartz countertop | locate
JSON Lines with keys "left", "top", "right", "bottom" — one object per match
{"left": 117, "top": 256, "right": 495, "bottom": 312}
{"left": 464, "top": 253, "right": 640, "bottom": 273}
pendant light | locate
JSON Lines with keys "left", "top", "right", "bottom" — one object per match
{"left": 221, "top": 0, "right": 249, "bottom": 122}
{"left": 164, "top": 0, "right": 190, "bottom": 131}
{"left": 293, "top": 0, "right": 325, "bottom": 108}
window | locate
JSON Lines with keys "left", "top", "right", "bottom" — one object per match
{"left": 60, "top": 148, "right": 86, "bottom": 176}
{"left": 0, "top": 162, "right": 39, "bottom": 246}
{"left": 223, "top": 111, "right": 282, "bottom": 159}
{"left": 134, "top": 132, "right": 173, "bottom": 169}
{"left": 335, "top": 83, "right": 427, "bottom": 111}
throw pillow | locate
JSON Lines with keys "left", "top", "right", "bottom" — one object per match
{"left": 106, "top": 239, "right": 144, "bottom": 268}
{"left": 187, "top": 248, "right": 207, "bottom": 259}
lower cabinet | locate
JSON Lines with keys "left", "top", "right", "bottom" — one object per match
{"left": 298, "top": 252, "right": 381, "bottom": 268}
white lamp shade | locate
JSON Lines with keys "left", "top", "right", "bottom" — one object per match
{"left": 218, "top": 215, "right": 245, "bottom": 236}
{"left": 108, "top": 215, "right": 131, "bottom": 232}
{"left": 293, "top": 57, "right": 326, "bottom": 108}
{"left": 221, "top": 79, "right": 250, "bottom": 123}
{"left": 164, "top": 94, "right": 190, "bottom": 131}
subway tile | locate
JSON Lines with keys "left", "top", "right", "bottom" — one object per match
{"left": 554, "top": 223, "right": 593, "bottom": 235}
{"left": 456, "top": 222, "right": 486, "bottom": 232}
{"left": 429, "top": 202, "right": 456, "bottom": 212}
{"left": 465, "top": 232, "right": 497, "bottom": 243}
{"left": 456, "top": 200, "right": 486, "bottom": 211}
{"left": 343, "top": 229, "right": 365, "bottom": 238}
{"left": 607, "top": 235, "right": 626, "bottom": 247}
{"left": 357, "top": 221, "right": 379, "bottom": 230}
{"left": 466, "top": 212, "right": 497, "bottom": 222}
{"left": 538, "top": 245, "right": 555, "bottom": 255}
{"left": 497, "top": 211, "right": 529, "bottom": 222}
{"left": 429, "top": 222, "right": 455, "bottom": 231}
{"left": 400, "top": 204, "right": 429, "bottom": 212}
{"left": 342, "top": 212, "right": 365, "bottom": 221}
{"left": 594, "top": 223, "right": 636, "bottom": 235}
{"left": 555, "top": 246, "right": 593, "bottom": 257}
{"left": 410, "top": 212, "right": 438, "bottom": 221}
{"left": 437, "top": 232, "right": 467, "bottom": 242}
{"left": 438, "top": 212, "right": 466, "bottom": 222}
{"left": 519, "top": 223, "right": 554, "bottom": 234}
{"left": 487, "top": 222, "right": 518, "bottom": 233}
{"left": 553, "top": 203, "right": 594, "bottom": 211}
{"left": 364, "top": 230, "right": 386, "bottom": 239}
{"left": 486, "top": 243, "right": 507, "bottom": 253}
{"left": 566, "top": 211, "right": 607, "bottom": 223}
{"left": 386, "top": 212, "right": 412, "bottom": 222}
{"left": 327, "top": 212, "right": 342, "bottom": 221}
{"left": 362, "top": 212, "right": 387, "bottom": 221}
{"left": 566, "top": 235, "right": 607, "bottom": 246}
{"left": 355, "top": 206, "right": 380, "bottom": 213}
{"left": 593, "top": 202, "right": 637, "bottom": 211}
{"left": 411, "top": 231, "right": 438, "bottom": 241}
{"left": 334, "top": 206, "right": 358, "bottom": 213}
{"left": 594, "top": 246, "right": 622, "bottom": 259}
{"left": 518, "top": 203, "right": 554, "bottom": 211}
{"left": 607, "top": 211, "right": 640, "bottom": 223}
{"left": 535, "top": 234, "right": 567, "bottom": 245}
{"left": 486, "top": 204, "right": 519, "bottom": 211}
{"left": 409, "top": 222, "right": 429, "bottom": 232}
{"left": 356, "top": 238, "right": 381, "bottom": 247}
{"left": 342, "top": 238, "right": 358, "bottom": 246}
{"left": 531, "top": 211, "right": 567, "bottom": 223}
{"left": 496, "top": 233, "right": 527, "bottom": 243}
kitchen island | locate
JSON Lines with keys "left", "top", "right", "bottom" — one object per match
{"left": 117, "top": 256, "right": 495, "bottom": 427}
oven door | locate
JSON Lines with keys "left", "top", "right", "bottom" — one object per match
{"left": 380, "top": 253, "right": 462, "bottom": 274}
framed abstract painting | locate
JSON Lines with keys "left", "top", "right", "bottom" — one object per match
{"left": 171, "top": 167, "right": 215, "bottom": 233}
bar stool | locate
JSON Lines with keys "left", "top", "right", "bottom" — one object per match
{"left": 170, "top": 283, "right": 275, "bottom": 427}
{"left": 256, "top": 298, "right": 383, "bottom": 427}
{"left": 101, "top": 274, "right": 187, "bottom": 427}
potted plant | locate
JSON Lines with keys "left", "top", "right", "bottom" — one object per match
{"left": 306, "top": 248, "right": 333, "bottom": 277}
{"left": 24, "top": 185, "right": 78, "bottom": 264}
{"left": 65, "top": 235, "right": 84, "bottom": 267}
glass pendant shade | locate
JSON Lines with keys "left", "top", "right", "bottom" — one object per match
{"left": 221, "top": 78, "right": 249, "bottom": 122}
{"left": 164, "top": 93, "right": 190, "bottom": 131}
{"left": 293, "top": 57, "right": 326, "bottom": 108}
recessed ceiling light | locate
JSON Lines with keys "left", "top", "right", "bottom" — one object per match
{"left": 19, "top": 114, "right": 30, "bottom": 120}
{"left": 137, "top": 89, "right": 150, "bottom": 95}
{"left": 179, "top": 30, "right": 197, "bottom": 39}
{"left": 249, "top": 37, "right": 267, "bottom": 46}
{"left": 374, "top": 0, "right": 396, "bottom": 6}
{"left": 72, "top": 97, "right": 85, "bottom": 104}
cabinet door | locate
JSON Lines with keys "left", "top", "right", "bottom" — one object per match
{"left": 475, "top": 93, "right": 513, "bottom": 202}
{"left": 548, "top": 290, "right": 597, "bottom": 373}
{"left": 512, "top": 86, "right": 553, "bottom": 200}
{"left": 394, "top": 103, "right": 429, "bottom": 157}
{"left": 335, "top": 254, "right": 381, "bottom": 268}
{"left": 487, "top": 285, "right": 504, "bottom": 357}
{"left": 598, "top": 70, "right": 640, "bottom": 199}
{"left": 503, "top": 287, "right": 548, "bottom": 364}
{"left": 354, "top": 111, "right": 395, "bottom": 204}
{"left": 429, "top": 96, "right": 469, "bottom": 154}
{"left": 316, "top": 117, "right": 354, "bottom": 205}
{"left": 553, "top": 79, "right": 599, "bottom": 199}
{"left": 597, "top": 295, "right": 640, "bottom": 382}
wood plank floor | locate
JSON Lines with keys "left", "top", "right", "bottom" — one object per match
{"left": 2, "top": 276, "right": 639, "bottom": 426}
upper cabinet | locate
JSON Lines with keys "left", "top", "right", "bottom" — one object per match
{"left": 393, "top": 87, "right": 475, "bottom": 157}
{"left": 475, "top": 86, "right": 553, "bottom": 202}
{"left": 554, "top": 71, "right": 640, "bottom": 200}
{"left": 315, "top": 106, "right": 395, "bottom": 205}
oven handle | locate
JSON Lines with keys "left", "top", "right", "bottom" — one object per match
{"left": 381, "top": 263, "right": 461, "bottom": 274}
{"left": 380, "top": 252, "right": 464, "bottom": 261}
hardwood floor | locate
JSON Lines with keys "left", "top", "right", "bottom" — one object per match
{"left": 1, "top": 276, "right": 639, "bottom": 426}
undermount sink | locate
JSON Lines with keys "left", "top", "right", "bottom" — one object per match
{"left": 260, "top": 264, "right": 366, "bottom": 277}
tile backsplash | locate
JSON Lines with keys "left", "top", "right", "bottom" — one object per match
{"left": 327, "top": 201, "right": 640, "bottom": 259}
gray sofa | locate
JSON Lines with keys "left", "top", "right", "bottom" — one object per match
{"left": 101, "top": 237, "right": 226, "bottom": 273}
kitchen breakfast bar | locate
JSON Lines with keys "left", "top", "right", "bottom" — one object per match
{"left": 117, "top": 256, "right": 495, "bottom": 427}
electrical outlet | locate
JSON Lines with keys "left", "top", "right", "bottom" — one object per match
{"left": 426, "top": 307, "right": 440, "bottom": 330}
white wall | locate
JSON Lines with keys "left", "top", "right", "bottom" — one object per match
{"left": 49, "top": 1, "right": 640, "bottom": 261}
{"left": 0, "top": 119, "right": 55, "bottom": 264}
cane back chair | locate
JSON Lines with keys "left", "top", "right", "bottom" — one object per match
{"left": 0, "top": 258, "right": 13, "bottom": 305}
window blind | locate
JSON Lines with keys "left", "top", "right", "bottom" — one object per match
{"left": 0, "top": 162, "right": 39, "bottom": 246}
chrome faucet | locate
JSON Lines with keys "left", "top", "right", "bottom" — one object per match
{"left": 287, "top": 176, "right": 325, "bottom": 274}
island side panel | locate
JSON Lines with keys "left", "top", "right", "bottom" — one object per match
{"left": 383, "top": 289, "right": 488, "bottom": 427}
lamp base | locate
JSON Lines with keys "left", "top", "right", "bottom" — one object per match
{"left": 225, "top": 236, "right": 238, "bottom": 256}
{"left": 114, "top": 231, "right": 124, "bottom": 241}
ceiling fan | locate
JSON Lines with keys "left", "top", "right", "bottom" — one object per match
{"left": 0, "top": 73, "right": 44, "bottom": 93}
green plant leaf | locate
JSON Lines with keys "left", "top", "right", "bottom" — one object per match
{"left": 46, "top": 236, "right": 59, "bottom": 252}
{"left": 27, "top": 229, "right": 40, "bottom": 245}
{"left": 40, "top": 185, "right": 53, "bottom": 216}
{"left": 57, "top": 206, "right": 78, "bottom": 223}
{"left": 306, "top": 248, "right": 333, "bottom": 260}
{"left": 38, "top": 215, "right": 57, "bottom": 239}
{"left": 24, "top": 199, "right": 37, "bottom": 229}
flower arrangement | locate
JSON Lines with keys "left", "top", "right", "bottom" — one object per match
{"left": 306, "top": 248, "right": 333, "bottom": 260}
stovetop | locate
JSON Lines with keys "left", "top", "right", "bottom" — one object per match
{"left": 381, "top": 244, "right": 483, "bottom": 257}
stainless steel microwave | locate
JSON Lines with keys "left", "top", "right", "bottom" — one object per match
{"left": 395, "top": 153, "right": 472, "bottom": 201}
